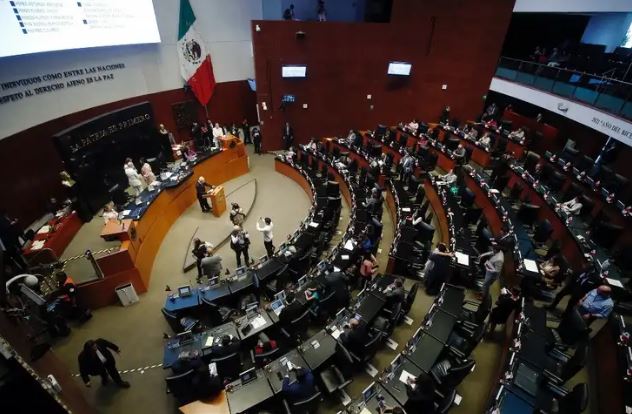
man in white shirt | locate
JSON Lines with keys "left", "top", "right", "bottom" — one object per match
{"left": 436, "top": 169, "right": 457, "bottom": 186}
{"left": 559, "top": 197, "right": 583, "bottom": 215}
{"left": 212, "top": 123, "right": 224, "bottom": 147}
{"left": 124, "top": 158, "right": 143, "bottom": 196}
{"left": 478, "top": 243, "right": 504, "bottom": 298}
{"left": 478, "top": 133, "right": 492, "bottom": 149}
{"left": 256, "top": 217, "right": 275, "bottom": 257}
{"left": 509, "top": 127, "right": 525, "bottom": 141}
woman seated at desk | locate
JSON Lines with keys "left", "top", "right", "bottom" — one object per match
{"left": 508, "top": 127, "right": 526, "bottom": 142}
{"left": 102, "top": 203, "right": 119, "bottom": 224}
{"left": 463, "top": 124, "right": 478, "bottom": 140}
{"left": 541, "top": 255, "right": 563, "bottom": 289}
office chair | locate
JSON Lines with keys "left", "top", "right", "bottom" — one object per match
{"left": 435, "top": 387, "right": 458, "bottom": 414}
{"left": 577, "top": 194, "right": 595, "bottom": 219}
{"left": 493, "top": 175, "right": 509, "bottom": 192}
{"left": 250, "top": 346, "right": 281, "bottom": 368}
{"left": 560, "top": 146, "right": 580, "bottom": 163}
{"left": 615, "top": 244, "right": 632, "bottom": 274}
{"left": 609, "top": 173, "right": 629, "bottom": 195}
{"left": 532, "top": 219, "right": 553, "bottom": 244}
{"left": 161, "top": 308, "right": 183, "bottom": 334}
{"left": 563, "top": 182, "right": 583, "bottom": 202}
{"left": 402, "top": 282, "right": 419, "bottom": 316}
{"left": 282, "top": 391, "right": 322, "bottom": 414}
{"left": 547, "top": 171, "right": 566, "bottom": 193}
{"left": 524, "top": 152, "right": 540, "bottom": 174}
{"left": 280, "top": 309, "right": 311, "bottom": 343}
{"left": 557, "top": 383, "right": 589, "bottom": 414}
{"left": 460, "top": 187, "right": 475, "bottom": 209}
{"left": 459, "top": 293, "right": 492, "bottom": 327}
{"left": 377, "top": 302, "right": 401, "bottom": 336}
{"left": 448, "top": 321, "right": 486, "bottom": 358}
{"left": 311, "top": 290, "right": 337, "bottom": 322}
{"left": 165, "top": 369, "right": 196, "bottom": 405}
{"left": 517, "top": 203, "right": 541, "bottom": 226}
{"left": 465, "top": 207, "right": 483, "bottom": 227}
{"left": 210, "top": 352, "right": 241, "bottom": 383}
{"left": 349, "top": 332, "right": 382, "bottom": 366}
{"left": 548, "top": 308, "right": 590, "bottom": 347}
{"left": 546, "top": 339, "right": 588, "bottom": 385}
{"left": 475, "top": 227, "right": 493, "bottom": 254}
{"left": 319, "top": 343, "right": 354, "bottom": 395}
{"left": 592, "top": 220, "right": 624, "bottom": 248}
{"left": 576, "top": 155, "right": 593, "bottom": 173}
{"left": 446, "top": 137, "right": 461, "bottom": 152}
{"left": 416, "top": 221, "right": 435, "bottom": 244}
{"left": 431, "top": 358, "right": 476, "bottom": 392}
{"left": 200, "top": 297, "right": 234, "bottom": 326}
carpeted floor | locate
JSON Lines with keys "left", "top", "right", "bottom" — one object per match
{"left": 48, "top": 145, "right": 588, "bottom": 414}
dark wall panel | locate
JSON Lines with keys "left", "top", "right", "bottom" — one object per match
{"left": 0, "top": 81, "right": 257, "bottom": 225}
{"left": 253, "top": 0, "right": 516, "bottom": 150}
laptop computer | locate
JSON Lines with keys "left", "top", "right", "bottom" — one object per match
{"left": 270, "top": 299, "right": 285, "bottom": 316}
{"left": 239, "top": 368, "right": 257, "bottom": 385}
{"left": 362, "top": 383, "right": 377, "bottom": 402}
{"left": 298, "top": 275, "right": 307, "bottom": 288}
{"left": 274, "top": 290, "right": 286, "bottom": 302}
{"left": 235, "top": 266, "right": 247, "bottom": 277}
{"left": 208, "top": 276, "right": 219, "bottom": 287}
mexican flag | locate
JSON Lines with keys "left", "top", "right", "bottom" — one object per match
{"left": 177, "top": 0, "right": 216, "bottom": 106}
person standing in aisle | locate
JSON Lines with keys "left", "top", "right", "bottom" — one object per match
{"left": 78, "top": 338, "right": 130, "bottom": 388}
{"left": 282, "top": 122, "right": 294, "bottom": 150}
{"left": 252, "top": 127, "right": 262, "bottom": 154}
{"left": 124, "top": 158, "right": 143, "bottom": 196}
{"left": 242, "top": 119, "right": 252, "bottom": 144}
{"left": 230, "top": 225, "right": 251, "bottom": 267}
{"left": 256, "top": 217, "right": 275, "bottom": 257}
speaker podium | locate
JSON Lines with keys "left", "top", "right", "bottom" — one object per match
{"left": 209, "top": 186, "right": 226, "bottom": 217}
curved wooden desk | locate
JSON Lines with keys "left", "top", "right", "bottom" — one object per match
{"left": 78, "top": 143, "right": 249, "bottom": 308}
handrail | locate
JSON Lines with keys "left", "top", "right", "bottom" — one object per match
{"left": 498, "top": 56, "right": 632, "bottom": 87}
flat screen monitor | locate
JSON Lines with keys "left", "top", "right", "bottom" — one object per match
{"left": 298, "top": 275, "right": 307, "bottom": 287}
{"left": 178, "top": 286, "right": 192, "bottom": 297}
{"left": 282, "top": 65, "right": 307, "bottom": 78}
{"left": 388, "top": 61, "right": 412, "bottom": 76}
{"left": 0, "top": 0, "right": 161, "bottom": 58}
{"left": 274, "top": 290, "right": 286, "bottom": 302}
{"left": 239, "top": 368, "right": 257, "bottom": 384}
{"left": 362, "top": 383, "right": 377, "bottom": 402}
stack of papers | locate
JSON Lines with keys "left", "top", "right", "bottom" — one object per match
{"left": 250, "top": 315, "right": 267, "bottom": 330}
{"left": 37, "top": 225, "right": 50, "bottom": 235}
{"left": 331, "top": 328, "right": 342, "bottom": 339}
{"left": 607, "top": 278, "right": 624, "bottom": 288}
{"left": 204, "top": 336, "right": 215, "bottom": 347}
{"left": 401, "top": 207, "right": 411, "bottom": 213}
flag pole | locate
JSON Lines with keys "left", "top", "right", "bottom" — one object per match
{"left": 203, "top": 103, "right": 209, "bottom": 118}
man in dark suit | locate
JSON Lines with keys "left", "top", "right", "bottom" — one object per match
{"left": 340, "top": 318, "right": 369, "bottom": 356}
{"left": 324, "top": 270, "right": 349, "bottom": 307}
{"left": 279, "top": 292, "right": 306, "bottom": 326}
{"left": 282, "top": 122, "right": 294, "bottom": 150}
{"left": 282, "top": 367, "right": 317, "bottom": 403}
{"left": 195, "top": 176, "right": 214, "bottom": 212}
{"left": 384, "top": 279, "right": 406, "bottom": 310}
{"left": 404, "top": 372, "right": 436, "bottom": 413}
{"left": 210, "top": 335, "right": 240, "bottom": 358}
{"left": 78, "top": 338, "right": 130, "bottom": 388}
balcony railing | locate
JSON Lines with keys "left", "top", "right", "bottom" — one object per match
{"left": 495, "top": 57, "right": 632, "bottom": 120}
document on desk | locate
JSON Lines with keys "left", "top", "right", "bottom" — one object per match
{"left": 399, "top": 369, "right": 417, "bottom": 384}
{"left": 523, "top": 259, "right": 539, "bottom": 273}
{"left": 344, "top": 239, "right": 355, "bottom": 251}
{"left": 37, "top": 225, "right": 50, "bottom": 235}
{"left": 455, "top": 251, "right": 469, "bottom": 266}
{"left": 123, "top": 210, "right": 132, "bottom": 216}
{"left": 341, "top": 255, "right": 350, "bottom": 261}
{"left": 309, "top": 221, "right": 319, "bottom": 228}
{"left": 250, "top": 315, "right": 267, "bottom": 330}
{"left": 401, "top": 207, "right": 411, "bottom": 213}
{"left": 204, "top": 336, "right": 214, "bottom": 348}
{"left": 360, "top": 408, "right": 371, "bottom": 414}
{"left": 331, "top": 328, "right": 342, "bottom": 339}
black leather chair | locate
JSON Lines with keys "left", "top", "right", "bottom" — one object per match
{"left": 210, "top": 352, "right": 241, "bottom": 383}
{"left": 165, "top": 369, "right": 196, "bottom": 405}
{"left": 402, "top": 282, "right": 419, "bottom": 316}
{"left": 161, "top": 308, "right": 183, "bottom": 334}
{"left": 546, "top": 339, "right": 588, "bottom": 384}
{"left": 524, "top": 152, "right": 540, "bottom": 174}
{"left": 547, "top": 171, "right": 566, "bottom": 192}
{"left": 592, "top": 220, "right": 624, "bottom": 249}
{"left": 319, "top": 343, "right": 354, "bottom": 395}
{"left": 448, "top": 320, "right": 486, "bottom": 358}
{"left": 532, "top": 219, "right": 553, "bottom": 244}
{"left": 431, "top": 358, "right": 475, "bottom": 392}
{"left": 435, "top": 387, "right": 457, "bottom": 414}
{"left": 459, "top": 294, "right": 492, "bottom": 327}
{"left": 558, "top": 383, "right": 589, "bottom": 414}
{"left": 250, "top": 347, "right": 281, "bottom": 369}
{"left": 281, "top": 309, "right": 311, "bottom": 343}
{"left": 517, "top": 203, "right": 541, "bottom": 226}
{"left": 282, "top": 391, "right": 322, "bottom": 414}
{"left": 349, "top": 332, "right": 382, "bottom": 366}
{"left": 200, "top": 297, "right": 233, "bottom": 326}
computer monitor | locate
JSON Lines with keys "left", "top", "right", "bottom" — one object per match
{"left": 245, "top": 303, "right": 259, "bottom": 316}
{"left": 235, "top": 266, "right": 247, "bottom": 276}
{"left": 298, "top": 275, "right": 307, "bottom": 288}
{"left": 270, "top": 299, "right": 285, "bottom": 313}
{"left": 274, "top": 290, "right": 286, "bottom": 302}
{"left": 239, "top": 367, "right": 257, "bottom": 384}
{"left": 362, "top": 383, "right": 377, "bottom": 402}
{"left": 208, "top": 276, "right": 219, "bottom": 287}
{"left": 178, "top": 286, "right": 192, "bottom": 297}
{"left": 177, "top": 330, "right": 194, "bottom": 345}
{"left": 514, "top": 363, "right": 539, "bottom": 396}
